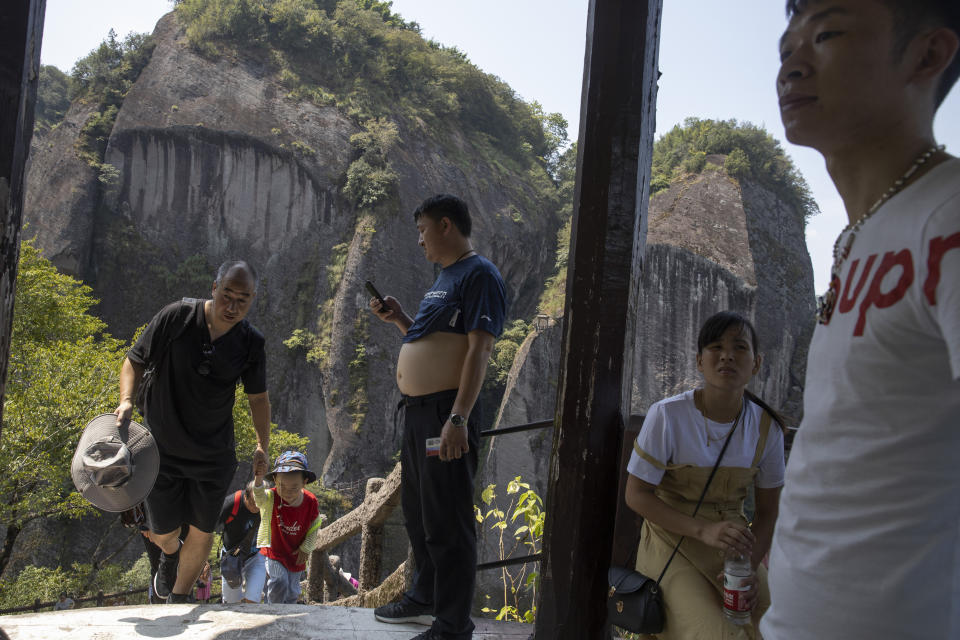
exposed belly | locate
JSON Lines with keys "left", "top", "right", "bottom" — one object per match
{"left": 397, "top": 331, "right": 468, "bottom": 396}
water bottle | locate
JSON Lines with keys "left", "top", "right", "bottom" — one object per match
{"left": 723, "top": 554, "right": 752, "bottom": 625}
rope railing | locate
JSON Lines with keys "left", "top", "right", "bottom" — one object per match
{"left": 0, "top": 587, "right": 150, "bottom": 615}
{"left": 0, "top": 573, "right": 225, "bottom": 616}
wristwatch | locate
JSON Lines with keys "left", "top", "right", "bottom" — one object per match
{"left": 449, "top": 413, "right": 468, "bottom": 428}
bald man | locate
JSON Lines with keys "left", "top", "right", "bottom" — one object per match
{"left": 115, "top": 260, "right": 271, "bottom": 603}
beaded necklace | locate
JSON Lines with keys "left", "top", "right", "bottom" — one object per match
{"left": 816, "top": 144, "right": 945, "bottom": 324}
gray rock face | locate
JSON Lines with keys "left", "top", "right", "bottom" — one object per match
{"left": 22, "top": 102, "right": 100, "bottom": 275}
{"left": 476, "top": 163, "right": 815, "bottom": 602}
{"left": 633, "top": 165, "right": 814, "bottom": 418}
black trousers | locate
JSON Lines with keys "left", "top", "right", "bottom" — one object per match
{"left": 400, "top": 389, "right": 480, "bottom": 639}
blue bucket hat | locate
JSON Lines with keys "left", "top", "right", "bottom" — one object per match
{"left": 266, "top": 450, "right": 317, "bottom": 483}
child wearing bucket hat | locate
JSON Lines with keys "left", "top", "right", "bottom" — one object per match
{"left": 253, "top": 451, "right": 324, "bottom": 604}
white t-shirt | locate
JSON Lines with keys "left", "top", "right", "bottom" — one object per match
{"left": 761, "top": 159, "right": 960, "bottom": 640}
{"left": 627, "top": 390, "right": 785, "bottom": 489}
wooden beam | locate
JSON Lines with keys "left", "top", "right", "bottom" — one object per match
{"left": 0, "top": 0, "right": 46, "bottom": 439}
{"left": 534, "top": 0, "right": 661, "bottom": 637}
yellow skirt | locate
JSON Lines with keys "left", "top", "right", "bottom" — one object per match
{"left": 634, "top": 520, "right": 769, "bottom": 640}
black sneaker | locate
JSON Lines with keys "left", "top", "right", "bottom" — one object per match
{"left": 166, "top": 592, "right": 193, "bottom": 604}
{"left": 374, "top": 599, "right": 435, "bottom": 626}
{"left": 412, "top": 628, "right": 466, "bottom": 640}
{"left": 153, "top": 546, "right": 180, "bottom": 600}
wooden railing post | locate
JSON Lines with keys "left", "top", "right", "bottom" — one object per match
{"left": 323, "top": 553, "right": 341, "bottom": 603}
{"left": 358, "top": 477, "right": 385, "bottom": 590}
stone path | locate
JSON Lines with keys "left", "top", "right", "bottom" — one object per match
{"left": 0, "top": 604, "right": 533, "bottom": 639}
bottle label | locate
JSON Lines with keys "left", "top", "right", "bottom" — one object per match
{"left": 723, "top": 574, "right": 751, "bottom": 613}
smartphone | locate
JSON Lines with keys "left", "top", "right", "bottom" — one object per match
{"left": 365, "top": 280, "right": 388, "bottom": 309}
{"left": 426, "top": 437, "right": 441, "bottom": 457}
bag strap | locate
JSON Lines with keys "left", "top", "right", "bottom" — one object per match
{"left": 145, "top": 298, "right": 197, "bottom": 372}
{"left": 225, "top": 490, "right": 242, "bottom": 524}
{"left": 654, "top": 398, "right": 745, "bottom": 585}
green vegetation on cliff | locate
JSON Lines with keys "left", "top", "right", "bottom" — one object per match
{"left": 651, "top": 118, "right": 818, "bottom": 222}
{"left": 70, "top": 29, "right": 156, "bottom": 166}
{"left": 35, "top": 66, "right": 71, "bottom": 135}
{"left": 172, "top": 0, "right": 567, "bottom": 179}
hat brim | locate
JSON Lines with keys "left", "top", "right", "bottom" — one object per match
{"left": 71, "top": 413, "right": 159, "bottom": 513}
{"left": 265, "top": 465, "right": 317, "bottom": 484}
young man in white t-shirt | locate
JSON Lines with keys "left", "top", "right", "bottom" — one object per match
{"left": 762, "top": 1, "right": 960, "bottom": 638}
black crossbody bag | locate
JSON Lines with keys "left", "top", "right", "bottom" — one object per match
{"left": 607, "top": 406, "right": 744, "bottom": 634}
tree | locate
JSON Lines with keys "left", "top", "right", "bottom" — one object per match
{"left": 35, "top": 65, "right": 71, "bottom": 135}
{"left": 0, "top": 241, "right": 313, "bottom": 580}
{"left": 0, "top": 239, "right": 128, "bottom": 577}
{"left": 724, "top": 147, "right": 751, "bottom": 179}
{"left": 530, "top": 101, "right": 569, "bottom": 181}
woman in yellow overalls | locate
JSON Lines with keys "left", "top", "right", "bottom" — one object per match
{"left": 625, "top": 311, "right": 786, "bottom": 639}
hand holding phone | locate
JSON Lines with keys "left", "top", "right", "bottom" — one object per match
{"left": 365, "top": 280, "right": 390, "bottom": 314}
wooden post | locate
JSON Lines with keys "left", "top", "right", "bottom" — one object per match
{"left": 358, "top": 477, "right": 385, "bottom": 590}
{"left": 534, "top": 0, "right": 661, "bottom": 638}
{"left": 0, "top": 0, "right": 45, "bottom": 439}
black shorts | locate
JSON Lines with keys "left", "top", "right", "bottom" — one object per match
{"left": 145, "top": 461, "right": 235, "bottom": 534}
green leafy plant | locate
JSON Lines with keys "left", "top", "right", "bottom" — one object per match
{"left": 475, "top": 476, "right": 545, "bottom": 624}
{"left": 483, "top": 319, "right": 530, "bottom": 396}
{"left": 344, "top": 117, "right": 400, "bottom": 209}
{"left": 0, "top": 239, "right": 128, "bottom": 577}
{"left": 0, "top": 555, "right": 154, "bottom": 610}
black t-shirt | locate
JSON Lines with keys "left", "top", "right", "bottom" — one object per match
{"left": 128, "top": 299, "right": 267, "bottom": 470}
{"left": 218, "top": 491, "right": 260, "bottom": 557}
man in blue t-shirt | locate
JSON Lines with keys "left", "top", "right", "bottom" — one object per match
{"left": 369, "top": 194, "right": 506, "bottom": 640}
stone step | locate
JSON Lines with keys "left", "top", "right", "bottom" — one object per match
{"left": 0, "top": 604, "right": 533, "bottom": 639}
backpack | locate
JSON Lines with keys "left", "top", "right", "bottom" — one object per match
{"left": 134, "top": 298, "right": 199, "bottom": 416}
{"left": 225, "top": 490, "right": 243, "bottom": 524}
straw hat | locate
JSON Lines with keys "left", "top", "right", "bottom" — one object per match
{"left": 71, "top": 413, "right": 159, "bottom": 512}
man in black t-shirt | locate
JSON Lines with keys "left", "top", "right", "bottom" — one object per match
{"left": 114, "top": 260, "right": 271, "bottom": 604}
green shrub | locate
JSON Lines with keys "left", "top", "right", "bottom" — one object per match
{"left": 724, "top": 147, "right": 751, "bottom": 178}
{"left": 476, "top": 477, "right": 544, "bottom": 624}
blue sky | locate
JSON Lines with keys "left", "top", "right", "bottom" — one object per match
{"left": 41, "top": 0, "right": 960, "bottom": 295}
